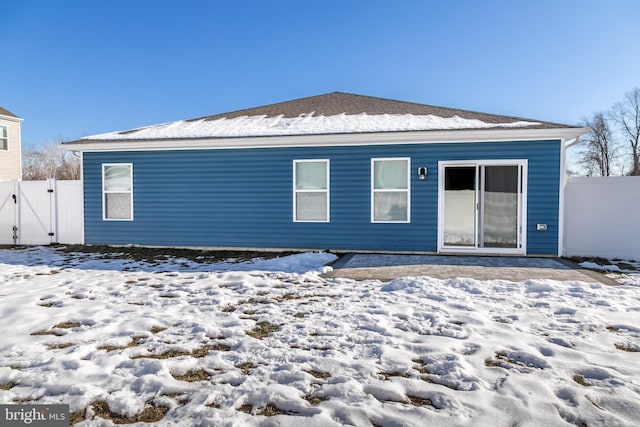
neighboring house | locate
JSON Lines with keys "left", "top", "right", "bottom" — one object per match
{"left": 0, "top": 106, "right": 23, "bottom": 181}
{"left": 64, "top": 92, "right": 588, "bottom": 256}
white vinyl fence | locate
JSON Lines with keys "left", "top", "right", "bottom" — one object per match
{"left": 564, "top": 176, "right": 640, "bottom": 261}
{"left": 0, "top": 179, "right": 83, "bottom": 245}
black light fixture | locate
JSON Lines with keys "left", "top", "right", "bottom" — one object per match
{"left": 417, "top": 166, "right": 427, "bottom": 181}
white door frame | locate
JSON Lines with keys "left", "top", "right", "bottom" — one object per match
{"left": 437, "top": 159, "right": 528, "bottom": 255}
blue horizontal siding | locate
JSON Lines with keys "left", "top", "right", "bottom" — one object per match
{"left": 83, "top": 139, "right": 561, "bottom": 254}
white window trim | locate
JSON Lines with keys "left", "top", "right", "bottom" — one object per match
{"left": 102, "top": 163, "right": 134, "bottom": 221}
{"left": 371, "top": 157, "right": 411, "bottom": 223}
{"left": 293, "top": 159, "right": 330, "bottom": 223}
{"left": 0, "top": 125, "right": 7, "bottom": 150}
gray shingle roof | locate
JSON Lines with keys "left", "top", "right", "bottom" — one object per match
{"left": 187, "top": 91, "right": 577, "bottom": 129}
{"left": 0, "top": 106, "right": 19, "bottom": 118}
{"left": 68, "top": 91, "right": 586, "bottom": 146}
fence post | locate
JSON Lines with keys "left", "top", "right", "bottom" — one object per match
{"left": 14, "top": 180, "right": 20, "bottom": 245}
{"left": 48, "top": 178, "right": 57, "bottom": 244}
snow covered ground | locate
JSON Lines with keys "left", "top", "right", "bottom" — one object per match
{"left": 0, "top": 247, "right": 639, "bottom": 426}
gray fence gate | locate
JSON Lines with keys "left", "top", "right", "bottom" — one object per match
{"left": 0, "top": 179, "right": 83, "bottom": 245}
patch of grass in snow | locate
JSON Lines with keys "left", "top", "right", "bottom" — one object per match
{"left": 192, "top": 342, "right": 231, "bottom": 357}
{"left": 149, "top": 325, "right": 166, "bottom": 334}
{"left": 305, "top": 370, "right": 331, "bottom": 379}
{"left": 484, "top": 351, "right": 543, "bottom": 372}
{"left": 131, "top": 349, "right": 191, "bottom": 359}
{"left": 46, "top": 342, "right": 75, "bottom": 350}
{"left": 237, "top": 404, "right": 253, "bottom": 414}
{"left": 606, "top": 325, "right": 620, "bottom": 332}
{"left": 303, "top": 394, "right": 329, "bottom": 405}
{"left": 236, "top": 362, "right": 255, "bottom": 374}
{"left": 35, "top": 269, "right": 59, "bottom": 275}
{"left": 573, "top": 374, "right": 592, "bottom": 387}
{"left": 31, "top": 320, "right": 88, "bottom": 335}
{"left": 0, "top": 381, "right": 18, "bottom": 390}
{"left": 277, "top": 293, "right": 299, "bottom": 301}
{"left": 53, "top": 321, "right": 83, "bottom": 329}
{"left": 172, "top": 369, "right": 211, "bottom": 382}
{"left": 97, "top": 336, "right": 145, "bottom": 352}
{"left": 221, "top": 305, "right": 236, "bottom": 312}
{"left": 205, "top": 399, "right": 222, "bottom": 408}
{"left": 379, "top": 371, "right": 410, "bottom": 380}
{"left": 131, "top": 341, "right": 230, "bottom": 359}
{"left": 30, "top": 329, "right": 62, "bottom": 336}
{"left": 405, "top": 395, "right": 435, "bottom": 407}
{"left": 37, "top": 301, "right": 55, "bottom": 307}
{"left": 236, "top": 403, "right": 289, "bottom": 416}
{"left": 293, "top": 312, "right": 305, "bottom": 318}
{"left": 90, "top": 400, "right": 169, "bottom": 424}
{"left": 257, "top": 403, "right": 288, "bottom": 417}
{"left": 246, "top": 321, "right": 280, "bottom": 339}
{"left": 615, "top": 342, "right": 639, "bottom": 352}
{"left": 69, "top": 410, "right": 85, "bottom": 424}
{"left": 242, "top": 297, "right": 273, "bottom": 305}
{"left": 412, "top": 358, "right": 431, "bottom": 375}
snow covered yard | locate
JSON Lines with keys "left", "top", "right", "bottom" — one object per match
{"left": 0, "top": 247, "right": 639, "bottom": 427}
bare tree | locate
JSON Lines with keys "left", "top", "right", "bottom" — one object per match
{"left": 611, "top": 87, "right": 640, "bottom": 176}
{"left": 22, "top": 141, "right": 81, "bottom": 180}
{"left": 579, "top": 112, "right": 617, "bottom": 176}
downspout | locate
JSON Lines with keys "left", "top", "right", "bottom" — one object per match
{"left": 558, "top": 136, "right": 580, "bottom": 257}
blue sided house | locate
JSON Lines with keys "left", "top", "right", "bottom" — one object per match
{"left": 64, "top": 92, "right": 588, "bottom": 256}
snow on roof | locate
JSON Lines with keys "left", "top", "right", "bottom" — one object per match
{"left": 85, "top": 112, "right": 542, "bottom": 140}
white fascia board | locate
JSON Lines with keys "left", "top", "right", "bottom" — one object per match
{"left": 62, "top": 127, "right": 591, "bottom": 152}
{"left": 0, "top": 114, "right": 24, "bottom": 123}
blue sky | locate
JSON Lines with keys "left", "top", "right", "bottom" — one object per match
{"left": 2, "top": 0, "right": 639, "bottom": 148}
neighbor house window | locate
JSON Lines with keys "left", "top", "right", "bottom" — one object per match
{"left": 294, "top": 160, "right": 329, "bottom": 222}
{"left": 372, "top": 158, "right": 410, "bottom": 222}
{"left": 0, "top": 126, "right": 7, "bottom": 150}
{"left": 102, "top": 163, "right": 133, "bottom": 220}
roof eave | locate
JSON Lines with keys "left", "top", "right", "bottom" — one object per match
{"left": 62, "top": 127, "right": 590, "bottom": 152}
{"left": 0, "top": 114, "right": 24, "bottom": 123}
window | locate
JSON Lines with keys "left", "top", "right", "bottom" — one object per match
{"left": 102, "top": 163, "right": 133, "bottom": 220}
{"left": 372, "top": 158, "right": 410, "bottom": 222}
{"left": 294, "top": 160, "right": 329, "bottom": 222}
{"left": 0, "top": 125, "right": 7, "bottom": 150}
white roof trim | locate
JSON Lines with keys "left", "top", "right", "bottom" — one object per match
{"left": 0, "top": 114, "right": 23, "bottom": 123}
{"left": 63, "top": 127, "right": 590, "bottom": 152}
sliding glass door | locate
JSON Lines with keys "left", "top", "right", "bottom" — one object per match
{"left": 440, "top": 161, "right": 526, "bottom": 253}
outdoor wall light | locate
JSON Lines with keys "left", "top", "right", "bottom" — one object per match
{"left": 417, "top": 166, "right": 427, "bottom": 180}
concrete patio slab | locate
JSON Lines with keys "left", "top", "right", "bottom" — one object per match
{"left": 322, "top": 254, "right": 618, "bottom": 285}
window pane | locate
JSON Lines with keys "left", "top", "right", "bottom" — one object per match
{"left": 483, "top": 166, "right": 519, "bottom": 248}
{"left": 296, "top": 162, "right": 327, "bottom": 190}
{"left": 444, "top": 166, "right": 476, "bottom": 246}
{"left": 0, "top": 126, "right": 6, "bottom": 138}
{"left": 374, "top": 192, "right": 407, "bottom": 221}
{"left": 104, "top": 165, "right": 131, "bottom": 191}
{"left": 296, "top": 192, "right": 327, "bottom": 221}
{"left": 374, "top": 160, "right": 408, "bottom": 189}
{"left": 105, "top": 193, "right": 131, "bottom": 219}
